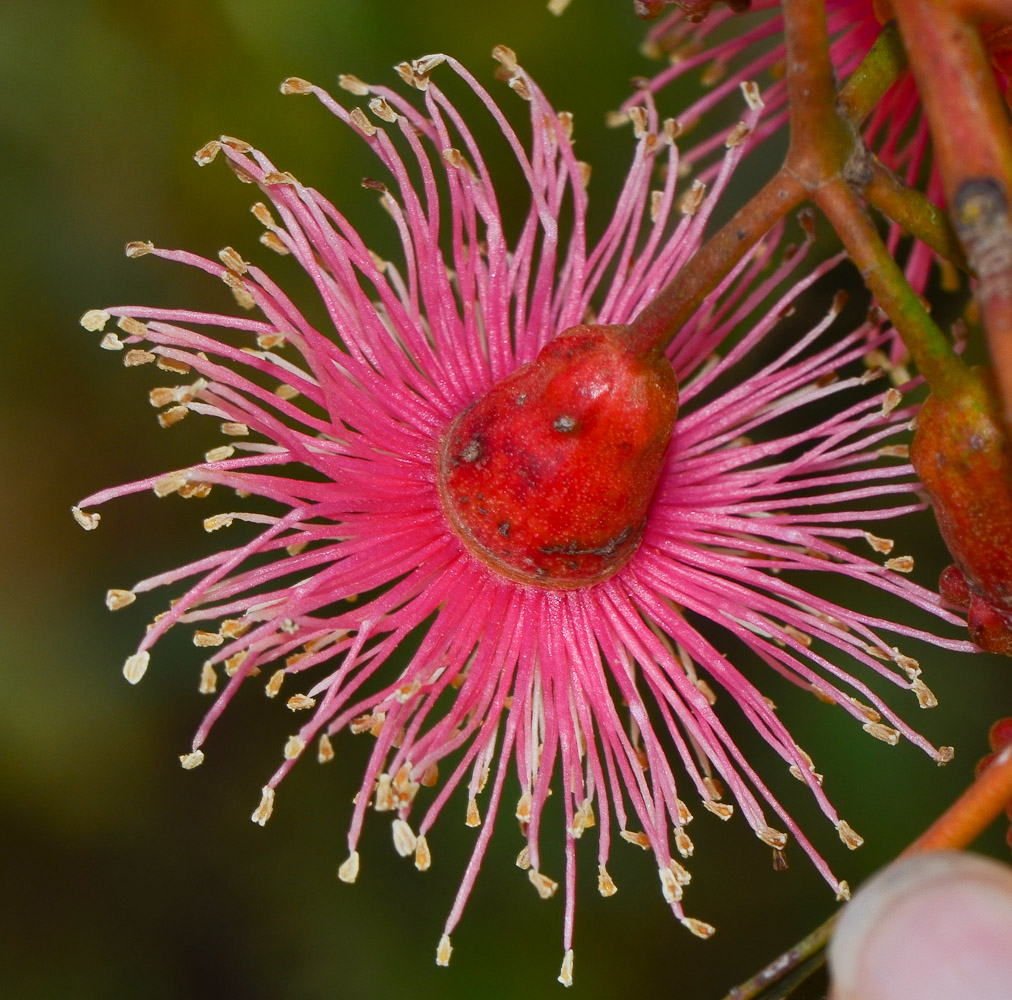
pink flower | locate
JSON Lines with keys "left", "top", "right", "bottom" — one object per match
{"left": 632, "top": 0, "right": 956, "bottom": 299}
{"left": 75, "top": 49, "right": 972, "bottom": 985}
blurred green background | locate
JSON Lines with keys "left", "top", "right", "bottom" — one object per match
{"left": 2, "top": 1, "right": 1008, "bottom": 997}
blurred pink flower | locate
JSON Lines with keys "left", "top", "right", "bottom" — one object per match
{"left": 631, "top": 0, "right": 954, "bottom": 300}
{"left": 76, "top": 50, "right": 972, "bottom": 984}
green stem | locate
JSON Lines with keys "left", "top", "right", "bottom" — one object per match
{"left": 817, "top": 180, "right": 965, "bottom": 393}
{"left": 836, "top": 22, "right": 907, "bottom": 126}
{"left": 863, "top": 159, "right": 969, "bottom": 272}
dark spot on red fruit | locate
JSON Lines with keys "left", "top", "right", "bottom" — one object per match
{"left": 459, "top": 438, "right": 482, "bottom": 464}
{"left": 498, "top": 522, "right": 510, "bottom": 538}
{"left": 553, "top": 414, "right": 577, "bottom": 433}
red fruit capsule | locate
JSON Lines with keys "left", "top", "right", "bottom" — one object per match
{"left": 437, "top": 324, "right": 678, "bottom": 587}
{"left": 911, "top": 367, "right": 1012, "bottom": 654}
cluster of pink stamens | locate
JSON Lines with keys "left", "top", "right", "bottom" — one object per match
{"left": 76, "top": 48, "right": 972, "bottom": 984}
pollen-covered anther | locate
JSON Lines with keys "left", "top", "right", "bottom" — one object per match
{"left": 158, "top": 405, "right": 189, "bottom": 429}
{"left": 391, "top": 765, "right": 420, "bottom": 807}
{"left": 105, "top": 588, "right": 136, "bottom": 611}
{"left": 124, "top": 349, "right": 156, "bottom": 367}
{"left": 891, "top": 649, "right": 921, "bottom": 678}
{"left": 348, "top": 107, "right": 376, "bottom": 136}
{"left": 203, "top": 514, "right": 234, "bottom": 533}
{"left": 789, "top": 762, "right": 824, "bottom": 785}
{"left": 782, "top": 624, "right": 811, "bottom": 647}
{"left": 178, "top": 476, "right": 210, "bottom": 497}
{"left": 849, "top": 696, "right": 881, "bottom": 721}
{"left": 620, "top": 829, "right": 651, "bottom": 850}
{"left": 595, "top": 864, "right": 618, "bottom": 896}
{"left": 317, "top": 733, "right": 334, "bottom": 763}
{"left": 125, "top": 240, "right": 154, "bottom": 258}
{"left": 251, "top": 785, "right": 275, "bottom": 826}
{"left": 568, "top": 799, "right": 595, "bottom": 838}
{"left": 122, "top": 651, "right": 149, "bottom": 684}
{"left": 99, "top": 333, "right": 124, "bottom": 351}
{"left": 283, "top": 735, "right": 305, "bottom": 760}
{"left": 194, "top": 140, "right": 221, "bottom": 165}
{"left": 280, "top": 76, "right": 313, "bottom": 95}
{"left": 222, "top": 269, "right": 255, "bottom": 309}
{"left": 374, "top": 773, "right": 396, "bottom": 812}
{"left": 757, "top": 826, "right": 788, "bottom": 850}
{"left": 936, "top": 746, "right": 955, "bottom": 765}
{"left": 515, "top": 791, "right": 532, "bottom": 823}
{"left": 261, "top": 233, "right": 287, "bottom": 258}
{"left": 679, "top": 180, "right": 706, "bottom": 216}
{"left": 663, "top": 118, "right": 683, "bottom": 144}
{"left": 350, "top": 710, "right": 384, "bottom": 734}
{"left": 465, "top": 797, "right": 481, "bottom": 828}
{"left": 529, "top": 869, "right": 559, "bottom": 899}
{"left": 558, "top": 949, "right": 574, "bottom": 988}
{"left": 864, "top": 531, "right": 895, "bottom": 554}
{"left": 149, "top": 385, "right": 187, "bottom": 408}
{"left": 650, "top": 189, "right": 665, "bottom": 224}
{"left": 676, "top": 799, "right": 693, "bottom": 826}
{"left": 80, "top": 308, "right": 111, "bottom": 332}
{"left": 392, "top": 818, "right": 417, "bottom": 857}
{"left": 441, "top": 147, "right": 464, "bottom": 169}
{"left": 337, "top": 851, "right": 360, "bottom": 883}
{"left": 116, "top": 315, "right": 149, "bottom": 339}
{"left": 265, "top": 669, "right": 285, "bottom": 698}
{"left": 153, "top": 471, "right": 188, "bottom": 497}
{"left": 725, "top": 121, "right": 751, "bottom": 148}
{"left": 487, "top": 41, "right": 517, "bottom": 69}
{"left": 516, "top": 845, "right": 531, "bottom": 870}
{"left": 368, "top": 97, "right": 397, "bottom": 123}
{"left": 415, "top": 834, "right": 431, "bottom": 871}
{"left": 435, "top": 933, "right": 452, "bottom": 967}
{"left": 673, "top": 827, "right": 694, "bottom": 858}
{"left": 910, "top": 677, "right": 938, "bottom": 709}
{"left": 836, "top": 880, "right": 852, "bottom": 901}
{"left": 221, "top": 421, "right": 250, "bottom": 436}
{"left": 658, "top": 866, "right": 683, "bottom": 904}
{"left": 740, "top": 80, "right": 764, "bottom": 111}
{"left": 863, "top": 721, "right": 901, "bottom": 745}
{"left": 286, "top": 693, "right": 316, "bottom": 712}
{"left": 218, "top": 246, "right": 249, "bottom": 275}
{"left": 156, "top": 356, "right": 190, "bottom": 375}
{"left": 193, "top": 630, "right": 223, "bottom": 648}
{"left": 179, "top": 749, "right": 204, "bottom": 770}
{"left": 885, "top": 555, "right": 915, "bottom": 573}
{"left": 262, "top": 169, "right": 298, "bottom": 187}
{"left": 701, "top": 58, "right": 727, "bottom": 86}
{"left": 627, "top": 106, "right": 648, "bottom": 139}
{"left": 199, "top": 661, "right": 217, "bottom": 694}
{"left": 881, "top": 387, "right": 903, "bottom": 416}
{"left": 879, "top": 443, "right": 910, "bottom": 458}
{"left": 703, "top": 800, "right": 734, "bottom": 820}
{"left": 338, "top": 73, "right": 370, "bottom": 96}
{"left": 681, "top": 917, "right": 716, "bottom": 939}
{"left": 508, "top": 73, "right": 532, "bottom": 101}
{"left": 837, "top": 819, "right": 864, "bottom": 850}
{"left": 223, "top": 650, "right": 249, "bottom": 677}
{"left": 394, "top": 679, "right": 420, "bottom": 704}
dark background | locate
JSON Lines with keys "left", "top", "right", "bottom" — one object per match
{"left": 2, "top": 1, "right": 1007, "bottom": 997}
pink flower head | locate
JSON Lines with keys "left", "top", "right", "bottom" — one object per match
{"left": 76, "top": 49, "right": 973, "bottom": 985}
{"left": 630, "top": 0, "right": 1012, "bottom": 309}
